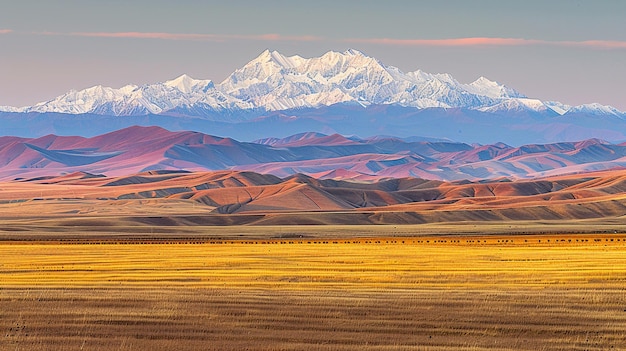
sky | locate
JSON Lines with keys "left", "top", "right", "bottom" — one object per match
{"left": 1, "top": 0, "right": 625, "bottom": 110}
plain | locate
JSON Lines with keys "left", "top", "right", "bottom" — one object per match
{"left": 2, "top": 234, "right": 626, "bottom": 350}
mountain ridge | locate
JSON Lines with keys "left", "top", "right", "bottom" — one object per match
{"left": 2, "top": 126, "right": 625, "bottom": 182}
{"left": 1, "top": 49, "right": 622, "bottom": 118}
{"left": 2, "top": 168, "right": 625, "bottom": 224}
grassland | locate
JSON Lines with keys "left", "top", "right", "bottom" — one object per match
{"left": 2, "top": 235, "right": 626, "bottom": 350}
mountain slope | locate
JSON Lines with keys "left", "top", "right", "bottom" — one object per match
{"left": 2, "top": 169, "right": 625, "bottom": 224}
{"left": 2, "top": 50, "right": 622, "bottom": 118}
{"left": 1, "top": 50, "right": 625, "bottom": 144}
{"left": 1, "top": 126, "right": 626, "bottom": 182}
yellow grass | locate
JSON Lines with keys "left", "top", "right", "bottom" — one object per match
{"left": 1, "top": 236, "right": 626, "bottom": 290}
{"left": 2, "top": 236, "right": 626, "bottom": 350}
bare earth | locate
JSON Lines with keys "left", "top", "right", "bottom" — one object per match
{"left": 0, "top": 169, "right": 625, "bottom": 233}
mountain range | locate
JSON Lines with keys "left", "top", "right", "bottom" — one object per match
{"left": 2, "top": 126, "right": 625, "bottom": 182}
{"left": 2, "top": 49, "right": 622, "bottom": 117}
{"left": 1, "top": 50, "right": 625, "bottom": 145}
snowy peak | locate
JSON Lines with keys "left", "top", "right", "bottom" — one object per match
{"left": 466, "top": 76, "right": 526, "bottom": 99}
{"left": 343, "top": 48, "right": 366, "bottom": 56}
{"left": 478, "top": 98, "right": 559, "bottom": 115}
{"left": 251, "top": 48, "right": 371, "bottom": 69}
{"left": 219, "top": 49, "right": 473, "bottom": 110}
{"left": 253, "top": 49, "right": 306, "bottom": 69}
{"left": 567, "top": 103, "right": 623, "bottom": 116}
{"left": 19, "top": 75, "right": 243, "bottom": 115}
{"left": 0, "top": 49, "right": 623, "bottom": 117}
{"left": 26, "top": 85, "right": 128, "bottom": 114}
{"left": 164, "top": 74, "right": 213, "bottom": 94}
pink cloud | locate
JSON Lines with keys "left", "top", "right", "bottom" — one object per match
{"left": 39, "top": 31, "right": 321, "bottom": 42}
{"left": 349, "top": 37, "right": 542, "bottom": 47}
{"left": 32, "top": 31, "right": 626, "bottom": 50}
{"left": 0, "top": 29, "right": 13, "bottom": 34}
{"left": 569, "top": 40, "right": 626, "bottom": 49}
{"left": 347, "top": 37, "right": 626, "bottom": 49}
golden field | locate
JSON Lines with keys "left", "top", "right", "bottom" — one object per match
{"left": 2, "top": 235, "right": 626, "bottom": 350}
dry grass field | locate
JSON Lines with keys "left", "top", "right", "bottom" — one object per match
{"left": 2, "top": 235, "right": 626, "bottom": 350}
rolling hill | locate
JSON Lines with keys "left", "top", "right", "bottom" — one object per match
{"left": 1, "top": 126, "right": 625, "bottom": 182}
{"left": 1, "top": 169, "right": 624, "bottom": 226}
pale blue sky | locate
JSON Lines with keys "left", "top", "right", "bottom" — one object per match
{"left": 1, "top": 0, "right": 625, "bottom": 109}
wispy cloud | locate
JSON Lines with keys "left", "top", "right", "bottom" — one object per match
{"left": 347, "top": 37, "right": 626, "bottom": 49}
{"left": 348, "top": 37, "right": 541, "bottom": 47}
{"left": 570, "top": 40, "right": 626, "bottom": 49}
{"left": 38, "top": 31, "right": 321, "bottom": 42}
{"left": 0, "top": 29, "right": 13, "bottom": 34}
{"left": 32, "top": 31, "right": 626, "bottom": 50}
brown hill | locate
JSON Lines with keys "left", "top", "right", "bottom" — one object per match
{"left": 1, "top": 169, "right": 624, "bottom": 226}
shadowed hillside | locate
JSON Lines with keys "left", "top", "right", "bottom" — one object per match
{"left": 1, "top": 169, "right": 624, "bottom": 226}
{"left": 1, "top": 126, "right": 626, "bottom": 182}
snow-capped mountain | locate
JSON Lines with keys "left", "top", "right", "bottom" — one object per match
{"left": 477, "top": 98, "right": 560, "bottom": 115}
{"left": 566, "top": 103, "right": 624, "bottom": 116}
{"left": 1, "top": 49, "right": 623, "bottom": 117}
{"left": 21, "top": 74, "right": 252, "bottom": 116}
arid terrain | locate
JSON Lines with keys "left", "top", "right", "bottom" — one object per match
{"left": 1, "top": 168, "right": 625, "bottom": 229}
{"left": 1, "top": 169, "right": 625, "bottom": 350}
